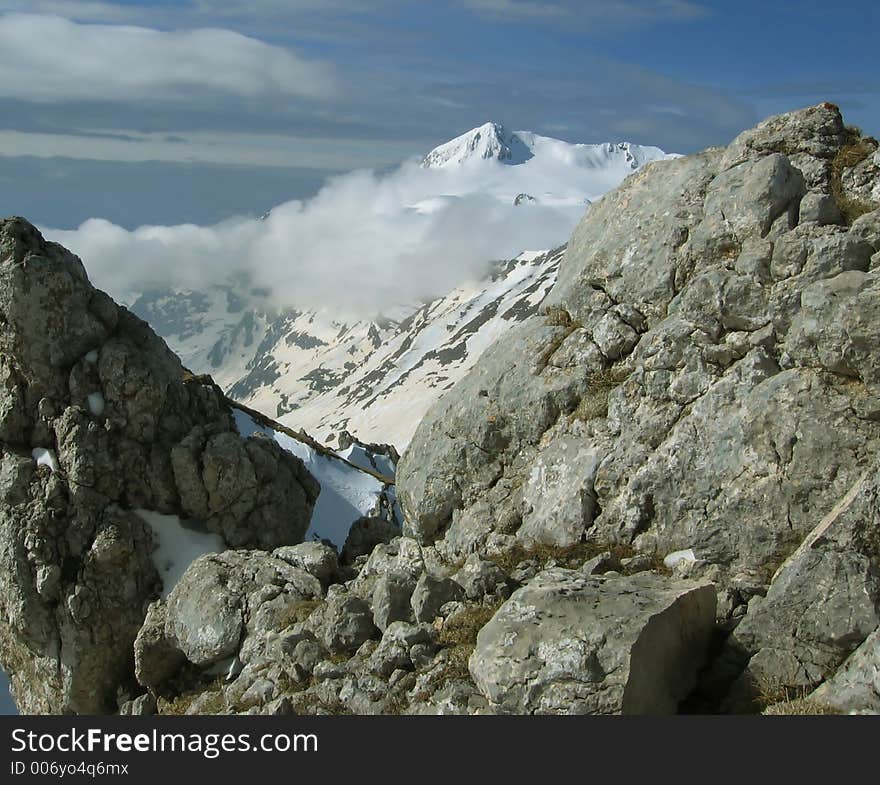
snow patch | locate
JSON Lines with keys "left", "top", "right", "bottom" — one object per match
{"left": 31, "top": 448, "right": 59, "bottom": 473}
{"left": 337, "top": 443, "right": 395, "bottom": 478}
{"left": 87, "top": 392, "right": 105, "bottom": 417}
{"left": 233, "top": 409, "right": 389, "bottom": 548}
{"left": 135, "top": 509, "right": 225, "bottom": 599}
{"left": 84, "top": 350, "right": 99, "bottom": 363}
{"left": 663, "top": 549, "right": 697, "bottom": 569}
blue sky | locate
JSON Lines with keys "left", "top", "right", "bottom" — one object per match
{"left": 0, "top": 0, "right": 876, "bottom": 229}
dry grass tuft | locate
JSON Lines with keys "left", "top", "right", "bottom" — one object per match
{"left": 755, "top": 677, "right": 839, "bottom": 716}
{"left": 762, "top": 698, "right": 840, "bottom": 716}
{"left": 544, "top": 306, "right": 576, "bottom": 327}
{"left": 487, "top": 540, "right": 669, "bottom": 576}
{"left": 158, "top": 678, "right": 226, "bottom": 715}
{"left": 570, "top": 366, "right": 631, "bottom": 422}
{"left": 830, "top": 128, "right": 879, "bottom": 224}
{"left": 414, "top": 601, "right": 505, "bottom": 697}
{"left": 276, "top": 598, "right": 323, "bottom": 629}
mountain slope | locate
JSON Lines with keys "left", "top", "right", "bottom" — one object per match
{"left": 133, "top": 247, "right": 564, "bottom": 448}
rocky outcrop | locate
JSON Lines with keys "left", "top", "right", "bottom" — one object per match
{"left": 720, "top": 468, "right": 880, "bottom": 711}
{"left": 396, "top": 104, "right": 880, "bottom": 713}
{"left": 398, "top": 104, "right": 880, "bottom": 585}
{"left": 0, "top": 218, "right": 318, "bottom": 713}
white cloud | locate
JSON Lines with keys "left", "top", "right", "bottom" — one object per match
{"left": 46, "top": 154, "right": 595, "bottom": 317}
{"left": 0, "top": 13, "right": 336, "bottom": 103}
{"left": 0, "top": 129, "right": 419, "bottom": 170}
{"left": 0, "top": 2, "right": 139, "bottom": 22}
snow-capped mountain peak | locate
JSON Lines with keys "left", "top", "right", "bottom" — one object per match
{"left": 131, "top": 123, "right": 677, "bottom": 451}
{"left": 421, "top": 122, "right": 675, "bottom": 174}
{"left": 421, "top": 122, "right": 534, "bottom": 167}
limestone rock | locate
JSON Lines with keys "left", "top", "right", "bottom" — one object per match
{"left": 341, "top": 515, "right": 401, "bottom": 565}
{"left": 0, "top": 218, "right": 320, "bottom": 713}
{"left": 371, "top": 573, "right": 415, "bottom": 632}
{"left": 810, "top": 628, "right": 880, "bottom": 713}
{"left": 273, "top": 541, "right": 339, "bottom": 587}
{"left": 165, "top": 557, "right": 245, "bottom": 666}
{"left": 134, "top": 601, "right": 186, "bottom": 689}
{"left": 722, "top": 469, "right": 880, "bottom": 709}
{"left": 315, "top": 593, "right": 378, "bottom": 654}
{"left": 469, "top": 570, "right": 716, "bottom": 714}
{"left": 411, "top": 573, "right": 465, "bottom": 623}
{"left": 453, "top": 554, "right": 510, "bottom": 601}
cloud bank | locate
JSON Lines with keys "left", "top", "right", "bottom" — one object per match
{"left": 0, "top": 13, "right": 336, "bottom": 103}
{"left": 46, "top": 155, "right": 596, "bottom": 317}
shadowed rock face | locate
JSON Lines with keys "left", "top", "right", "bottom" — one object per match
{"left": 0, "top": 218, "right": 318, "bottom": 713}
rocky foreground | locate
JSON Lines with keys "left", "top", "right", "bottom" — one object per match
{"left": 2, "top": 103, "right": 880, "bottom": 715}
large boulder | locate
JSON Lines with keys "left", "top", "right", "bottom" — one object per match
{"left": 469, "top": 570, "right": 716, "bottom": 714}
{"left": 162, "top": 550, "right": 324, "bottom": 673}
{"left": 0, "top": 218, "right": 319, "bottom": 713}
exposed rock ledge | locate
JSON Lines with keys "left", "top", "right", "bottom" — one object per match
{"left": 2, "top": 102, "right": 880, "bottom": 715}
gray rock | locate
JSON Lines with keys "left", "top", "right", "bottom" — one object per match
{"left": 288, "top": 638, "right": 327, "bottom": 679}
{"left": 159, "top": 549, "right": 324, "bottom": 678}
{"left": 317, "top": 594, "right": 378, "bottom": 654}
{"left": 810, "top": 627, "right": 880, "bottom": 713}
{"left": 581, "top": 551, "right": 613, "bottom": 576}
{"left": 453, "top": 554, "right": 509, "bottom": 601}
{"left": 727, "top": 549, "right": 879, "bottom": 702}
{"left": 118, "top": 693, "right": 157, "bottom": 716}
{"left": 850, "top": 209, "right": 880, "bottom": 250}
{"left": 720, "top": 102, "right": 848, "bottom": 170}
{"left": 699, "top": 153, "right": 805, "bottom": 241}
{"left": 172, "top": 427, "right": 319, "bottom": 550}
{"left": 516, "top": 437, "right": 603, "bottom": 547}
{"left": 134, "top": 601, "right": 186, "bottom": 689}
{"left": 273, "top": 541, "right": 339, "bottom": 586}
{"left": 165, "top": 557, "right": 244, "bottom": 666}
{"left": 366, "top": 621, "right": 432, "bottom": 677}
{"left": 397, "top": 104, "right": 880, "bottom": 584}
{"left": 722, "top": 469, "right": 880, "bottom": 709}
{"left": 349, "top": 536, "right": 426, "bottom": 598}
{"left": 341, "top": 516, "right": 401, "bottom": 565}
{"left": 783, "top": 270, "right": 880, "bottom": 393}
{"left": 799, "top": 191, "right": 842, "bottom": 225}
{"left": 469, "top": 570, "right": 716, "bottom": 714}
{"left": 620, "top": 554, "right": 654, "bottom": 575}
{"left": 411, "top": 573, "right": 466, "bottom": 623}
{"left": 0, "top": 218, "right": 322, "bottom": 714}
{"left": 397, "top": 316, "right": 590, "bottom": 551}
{"left": 371, "top": 573, "right": 415, "bottom": 631}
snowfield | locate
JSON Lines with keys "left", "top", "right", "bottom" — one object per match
{"left": 232, "top": 408, "right": 398, "bottom": 548}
